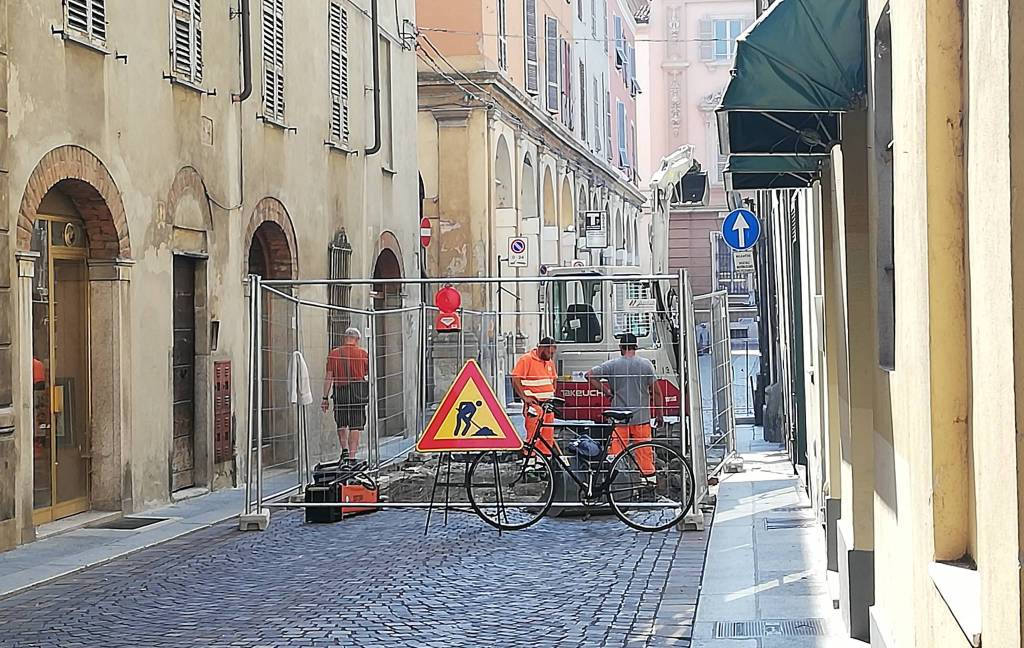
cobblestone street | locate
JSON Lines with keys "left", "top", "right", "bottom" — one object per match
{"left": 0, "top": 510, "right": 709, "bottom": 648}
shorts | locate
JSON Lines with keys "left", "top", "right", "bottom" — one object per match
{"left": 334, "top": 404, "right": 366, "bottom": 430}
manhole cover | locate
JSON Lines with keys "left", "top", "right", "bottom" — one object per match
{"left": 715, "top": 618, "right": 828, "bottom": 638}
{"left": 764, "top": 517, "right": 816, "bottom": 530}
{"left": 92, "top": 517, "right": 168, "bottom": 530}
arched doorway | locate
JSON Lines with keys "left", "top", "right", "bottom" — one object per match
{"left": 372, "top": 242, "right": 405, "bottom": 438}
{"left": 245, "top": 203, "right": 297, "bottom": 469}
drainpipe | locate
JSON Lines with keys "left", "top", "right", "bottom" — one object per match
{"left": 365, "top": 0, "right": 382, "bottom": 155}
{"left": 232, "top": 0, "right": 252, "bottom": 103}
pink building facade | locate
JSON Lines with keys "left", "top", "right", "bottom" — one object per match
{"left": 636, "top": 0, "right": 754, "bottom": 293}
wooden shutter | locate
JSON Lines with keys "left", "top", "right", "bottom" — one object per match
{"left": 524, "top": 0, "right": 539, "bottom": 94}
{"left": 262, "top": 0, "right": 285, "bottom": 123}
{"left": 590, "top": 0, "right": 597, "bottom": 37}
{"left": 67, "top": 0, "right": 107, "bottom": 42}
{"left": 498, "top": 0, "right": 508, "bottom": 70}
{"left": 545, "top": 16, "right": 558, "bottom": 113}
{"left": 561, "top": 39, "right": 572, "bottom": 126}
{"left": 171, "top": 0, "right": 203, "bottom": 83}
{"left": 328, "top": 1, "right": 349, "bottom": 143}
{"left": 579, "top": 62, "right": 587, "bottom": 139}
{"left": 605, "top": 87, "right": 612, "bottom": 161}
{"left": 592, "top": 78, "right": 600, "bottom": 150}
{"left": 699, "top": 18, "right": 713, "bottom": 61}
{"left": 601, "top": 0, "right": 608, "bottom": 52}
{"left": 617, "top": 101, "right": 627, "bottom": 167}
{"left": 614, "top": 15, "right": 624, "bottom": 67}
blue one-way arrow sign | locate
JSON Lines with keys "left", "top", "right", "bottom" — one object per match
{"left": 722, "top": 209, "right": 761, "bottom": 251}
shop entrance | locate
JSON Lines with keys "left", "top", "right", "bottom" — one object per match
{"left": 31, "top": 214, "right": 91, "bottom": 524}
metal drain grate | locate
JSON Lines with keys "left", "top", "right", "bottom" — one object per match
{"left": 774, "top": 505, "right": 811, "bottom": 512}
{"left": 715, "top": 618, "right": 829, "bottom": 638}
{"left": 92, "top": 517, "right": 167, "bottom": 530}
{"left": 764, "top": 517, "right": 817, "bottom": 530}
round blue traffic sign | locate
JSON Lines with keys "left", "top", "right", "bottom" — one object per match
{"left": 510, "top": 238, "right": 527, "bottom": 254}
{"left": 722, "top": 209, "right": 761, "bottom": 251}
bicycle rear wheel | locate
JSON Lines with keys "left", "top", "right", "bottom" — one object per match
{"left": 607, "top": 441, "right": 694, "bottom": 532}
{"left": 466, "top": 450, "right": 555, "bottom": 531}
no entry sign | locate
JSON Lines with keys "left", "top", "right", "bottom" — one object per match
{"left": 420, "top": 217, "right": 431, "bottom": 248}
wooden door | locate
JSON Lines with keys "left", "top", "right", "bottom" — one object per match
{"left": 171, "top": 256, "right": 197, "bottom": 491}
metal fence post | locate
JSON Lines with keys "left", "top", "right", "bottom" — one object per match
{"left": 676, "top": 269, "right": 687, "bottom": 456}
{"left": 367, "top": 308, "right": 380, "bottom": 473}
{"left": 254, "top": 275, "right": 264, "bottom": 515}
{"left": 244, "top": 275, "right": 256, "bottom": 516}
{"left": 418, "top": 302, "right": 427, "bottom": 437}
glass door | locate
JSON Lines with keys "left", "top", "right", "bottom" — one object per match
{"left": 31, "top": 217, "right": 91, "bottom": 524}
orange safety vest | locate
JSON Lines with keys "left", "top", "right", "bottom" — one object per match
{"left": 512, "top": 350, "right": 557, "bottom": 403}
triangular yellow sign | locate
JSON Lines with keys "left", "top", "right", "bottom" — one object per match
{"left": 416, "top": 360, "right": 523, "bottom": 453}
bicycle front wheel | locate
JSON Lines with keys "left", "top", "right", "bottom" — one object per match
{"left": 466, "top": 450, "right": 555, "bottom": 531}
{"left": 607, "top": 441, "right": 695, "bottom": 532}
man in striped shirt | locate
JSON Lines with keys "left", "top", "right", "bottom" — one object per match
{"left": 511, "top": 337, "right": 559, "bottom": 455}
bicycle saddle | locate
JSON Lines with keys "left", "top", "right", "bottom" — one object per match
{"left": 545, "top": 396, "right": 566, "bottom": 408}
{"left": 602, "top": 409, "right": 634, "bottom": 424}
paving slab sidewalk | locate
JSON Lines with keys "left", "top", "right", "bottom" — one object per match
{"left": 691, "top": 427, "right": 867, "bottom": 648}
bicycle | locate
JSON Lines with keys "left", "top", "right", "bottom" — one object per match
{"left": 465, "top": 397, "right": 696, "bottom": 532}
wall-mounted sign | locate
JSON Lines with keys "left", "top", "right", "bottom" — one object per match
{"left": 508, "top": 237, "right": 528, "bottom": 267}
{"left": 583, "top": 210, "right": 607, "bottom": 249}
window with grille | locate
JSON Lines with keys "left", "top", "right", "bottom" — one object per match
{"left": 262, "top": 0, "right": 286, "bottom": 124}
{"left": 545, "top": 17, "right": 559, "bottom": 113}
{"left": 524, "top": 0, "right": 539, "bottom": 94}
{"left": 700, "top": 18, "right": 743, "bottom": 62}
{"left": 328, "top": 1, "right": 349, "bottom": 144}
{"left": 498, "top": 0, "right": 508, "bottom": 70}
{"left": 328, "top": 230, "right": 353, "bottom": 347}
{"left": 170, "top": 0, "right": 203, "bottom": 83}
{"left": 65, "top": 0, "right": 107, "bottom": 44}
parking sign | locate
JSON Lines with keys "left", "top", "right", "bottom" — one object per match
{"left": 508, "top": 237, "right": 528, "bottom": 267}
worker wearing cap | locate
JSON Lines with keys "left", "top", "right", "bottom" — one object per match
{"left": 586, "top": 333, "right": 663, "bottom": 477}
{"left": 511, "top": 337, "right": 559, "bottom": 455}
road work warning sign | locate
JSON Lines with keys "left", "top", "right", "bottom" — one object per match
{"left": 416, "top": 360, "right": 523, "bottom": 453}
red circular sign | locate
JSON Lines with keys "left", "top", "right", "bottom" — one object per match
{"left": 435, "top": 285, "right": 461, "bottom": 312}
{"left": 420, "top": 217, "right": 431, "bottom": 248}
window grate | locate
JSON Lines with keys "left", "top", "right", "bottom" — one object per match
{"left": 764, "top": 517, "right": 817, "bottom": 530}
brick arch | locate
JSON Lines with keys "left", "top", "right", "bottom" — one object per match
{"left": 16, "top": 145, "right": 131, "bottom": 259}
{"left": 244, "top": 197, "right": 298, "bottom": 279}
{"left": 166, "top": 166, "right": 213, "bottom": 230}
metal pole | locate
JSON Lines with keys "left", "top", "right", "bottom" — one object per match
{"left": 676, "top": 269, "right": 687, "bottom": 457}
{"left": 368, "top": 309, "right": 380, "bottom": 475}
{"left": 260, "top": 273, "right": 681, "bottom": 287}
{"left": 254, "top": 275, "right": 264, "bottom": 515}
{"left": 293, "top": 297, "right": 304, "bottom": 491}
{"left": 418, "top": 303, "right": 428, "bottom": 436}
{"left": 244, "top": 275, "right": 256, "bottom": 515}
{"left": 458, "top": 308, "right": 466, "bottom": 366}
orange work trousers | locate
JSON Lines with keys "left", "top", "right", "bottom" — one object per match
{"left": 524, "top": 405, "right": 557, "bottom": 456}
{"left": 609, "top": 424, "right": 655, "bottom": 476}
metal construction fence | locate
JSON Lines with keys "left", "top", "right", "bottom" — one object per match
{"left": 241, "top": 272, "right": 736, "bottom": 522}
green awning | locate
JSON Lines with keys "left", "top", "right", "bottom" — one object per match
{"left": 725, "top": 154, "right": 826, "bottom": 191}
{"left": 716, "top": 0, "right": 865, "bottom": 156}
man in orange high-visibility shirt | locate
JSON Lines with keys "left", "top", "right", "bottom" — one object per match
{"left": 511, "top": 337, "right": 559, "bottom": 456}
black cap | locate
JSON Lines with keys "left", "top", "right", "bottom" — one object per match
{"left": 618, "top": 333, "right": 638, "bottom": 348}
{"left": 539, "top": 336, "right": 557, "bottom": 346}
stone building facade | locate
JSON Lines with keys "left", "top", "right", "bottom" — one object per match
{"left": 0, "top": 0, "right": 420, "bottom": 552}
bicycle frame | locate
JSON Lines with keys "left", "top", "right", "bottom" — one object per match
{"left": 521, "top": 410, "right": 627, "bottom": 501}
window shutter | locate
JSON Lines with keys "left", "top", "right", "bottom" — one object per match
{"left": 560, "top": 39, "right": 572, "bottom": 126}
{"left": 614, "top": 16, "right": 624, "bottom": 67}
{"left": 605, "top": 88, "right": 612, "bottom": 161}
{"left": 579, "top": 62, "right": 586, "bottom": 139}
{"left": 171, "top": 0, "right": 203, "bottom": 83}
{"left": 590, "top": 0, "right": 597, "bottom": 37}
{"left": 592, "top": 78, "right": 600, "bottom": 150}
{"left": 498, "top": 0, "right": 508, "bottom": 70}
{"left": 617, "top": 101, "right": 627, "bottom": 167}
{"left": 262, "top": 0, "right": 285, "bottom": 122}
{"left": 67, "top": 0, "right": 107, "bottom": 43}
{"left": 699, "top": 18, "right": 713, "bottom": 61}
{"left": 328, "top": 1, "right": 349, "bottom": 144}
{"left": 545, "top": 17, "right": 558, "bottom": 113}
{"left": 524, "top": 0, "right": 539, "bottom": 94}
{"left": 601, "top": 0, "right": 608, "bottom": 52}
